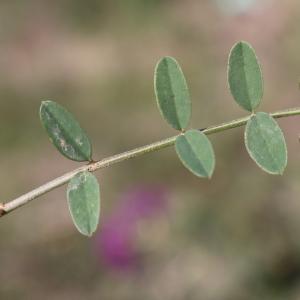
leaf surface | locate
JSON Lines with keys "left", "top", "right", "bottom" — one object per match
{"left": 67, "top": 171, "right": 100, "bottom": 236}
{"left": 175, "top": 129, "right": 215, "bottom": 178}
{"left": 228, "top": 41, "right": 263, "bottom": 112}
{"left": 154, "top": 56, "right": 191, "bottom": 131}
{"left": 245, "top": 112, "right": 287, "bottom": 174}
{"left": 40, "top": 101, "right": 92, "bottom": 161}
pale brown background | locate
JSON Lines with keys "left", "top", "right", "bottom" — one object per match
{"left": 0, "top": 1, "right": 300, "bottom": 299}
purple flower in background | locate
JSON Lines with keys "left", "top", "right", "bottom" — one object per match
{"left": 93, "top": 185, "right": 168, "bottom": 272}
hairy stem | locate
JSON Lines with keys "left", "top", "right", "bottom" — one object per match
{"left": 1, "top": 107, "right": 300, "bottom": 217}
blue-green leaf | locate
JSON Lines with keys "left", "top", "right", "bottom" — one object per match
{"left": 245, "top": 112, "right": 287, "bottom": 174}
{"left": 228, "top": 41, "right": 263, "bottom": 112}
{"left": 175, "top": 129, "right": 215, "bottom": 178}
{"left": 67, "top": 171, "right": 100, "bottom": 236}
{"left": 154, "top": 56, "right": 191, "bottom": 131}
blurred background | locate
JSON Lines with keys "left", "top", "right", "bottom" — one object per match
{"left": 0, "top": 0, "right": 300, "bottom": 299}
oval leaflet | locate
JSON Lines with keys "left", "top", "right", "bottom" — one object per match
{"left": 154, "top": 56, "right": 191, "bottom": 131}
{"left": 175, "top": 129, "right": 215, "bottom": 178}
{"left": 228, "top": 41, "right": 263, "bottom": 112}
{"left": 245, "top": 112, "right": 287, "bottom": 174}
{"left": 67, "top": 171, "right": 100, "bottom": 237}
{"left": 40, "top": 100, "right": 92, "bottom": 162}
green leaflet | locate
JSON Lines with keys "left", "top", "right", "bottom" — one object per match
{"left": 67, "top": 171, "right": 100, "bottom": 236}
{"left": 40, "top": 101, "right": 92, "bottom": 162}
{"left": 228, "top": 41, "right": 263, "bottom": 112}
{"left": 245, "top": 112, "right": 287, "bottom": 175}
{"left": 175, "top": 129, "right": 215, "bottom": 178}
{"left": 154, "top": 56, "right": 191, "bottom": 131}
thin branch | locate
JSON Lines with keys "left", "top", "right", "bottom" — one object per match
{"left": 1, "top": 107, "right": 300, "bottom": 217}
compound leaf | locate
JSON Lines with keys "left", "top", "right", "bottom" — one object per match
{"left": 175, "top": 129, "right": 215, "bottom": 178}
{"left": 245, "top": 112, "right": 287, "bottom": 174}
{"left": 40, "top": 100, "right": 92, "bottom": 162}
{"left": 67, "top": 171, "right": 100, "bottom": 236}
{"left": 154, "top": 56, "right": 191, "bottom": 131}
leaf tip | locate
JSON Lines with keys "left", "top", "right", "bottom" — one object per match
{"left": 154, "top": 56, "right": 178, "bottom": 80}
{"left": 40, "top": 100, "right": 53, "bottom": 107}
{"left": 207, "top": 171, "right": 214, "bottom": 179}
{"left": 158, "top": 55, "right": 177, "bottom": 64}
{"left": 83, "top": 230, "right": 95, "bottom": 238}
{"left": 231, "top": 40, "right": 255, "bottom": 51}
{"left": 40, "top": 100, "right": 54, "bottom": 116}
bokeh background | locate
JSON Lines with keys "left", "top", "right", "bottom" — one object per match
{"left": 0, "top": 0, "right": 300, "bottom": 299}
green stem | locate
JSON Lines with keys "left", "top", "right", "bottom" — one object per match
{"left": 1, "top": 107, "right": 300, "bottom": 216}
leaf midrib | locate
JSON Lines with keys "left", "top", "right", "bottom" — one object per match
{"left": 44, "top": 106, "right": 90, "bottom": 161}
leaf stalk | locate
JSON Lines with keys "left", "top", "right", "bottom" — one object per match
{"left": 1, "top": 107, "right": 300, "bottom": 217}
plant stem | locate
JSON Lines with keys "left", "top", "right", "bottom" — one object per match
{"left": 1, "top": 107, "right": 300, "bottom": 217}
